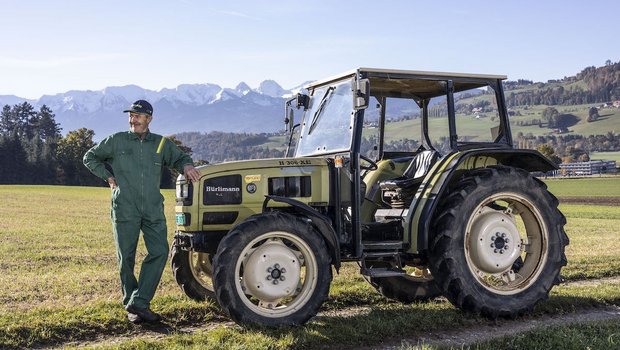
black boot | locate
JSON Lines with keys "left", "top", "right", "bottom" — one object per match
{"left": 126, "top": 305, "right": 162, "bottom": 323}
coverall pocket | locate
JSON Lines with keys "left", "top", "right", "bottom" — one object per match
{"left": 118, "top": 149, "right": 134, "bottom": 171}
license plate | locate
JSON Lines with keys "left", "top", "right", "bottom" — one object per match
{"left": 175, "top": 213, "right": 185, "bottom": 225}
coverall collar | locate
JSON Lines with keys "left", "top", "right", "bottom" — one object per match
{"left": 128, "top": 129, "right": 155, "bottom": 141}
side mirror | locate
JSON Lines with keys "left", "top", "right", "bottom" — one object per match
{"left": 296, "top": 93, "right": 309, "bottom": 110}
{"left": 353, "top": 78, "right": 370, "bottom": 110}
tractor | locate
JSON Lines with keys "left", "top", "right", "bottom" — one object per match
{"left": 171, "top": 68, "right": 568, "bottom": 326}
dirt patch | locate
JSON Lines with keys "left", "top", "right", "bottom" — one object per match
{"left": 364, "top": 306, "right": 620, "bottom": 350}
{"left": 563, "top": 275, "right": 620, "bottom": 287}
{"left": 42, "top": 321, "right": 237, "bottom": 350}
{"left": 559, "top": 196, "right": 620, "bottom": 205}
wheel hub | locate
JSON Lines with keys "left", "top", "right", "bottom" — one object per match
{"left": 242, "top": 240, "right": 301, "bottom": 302}
{"left": 469, "top": 207, "right": 521, "bottom": 273}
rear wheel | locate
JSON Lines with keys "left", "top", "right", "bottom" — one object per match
{"left": 213, "top": 212, "right": 332, "bottom": 326}
{"left": 429, "top": 166, "right": 568, "bottom": 318}
{"left": 171, "top": 245, "right": 215, "bottom": 301}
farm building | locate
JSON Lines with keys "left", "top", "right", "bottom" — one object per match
{"left": 559, "top": 159, "right": 617, "bottom": 175}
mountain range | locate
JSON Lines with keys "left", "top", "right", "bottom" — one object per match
{"left": 0, "top": 80, "right": 308, "bottom": 140}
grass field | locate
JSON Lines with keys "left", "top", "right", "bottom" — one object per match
{"left": 591, "top": 151, "right": 620, "bottom": 162}
{"left": 544, "top": 177, "right": 620, "bottom": 197}
{"left": 0, "top": 182, "right": 619, "bottom": 349}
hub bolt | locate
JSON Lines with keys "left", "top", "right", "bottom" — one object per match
{"left": 273, "top": 279, "right": 279, "bottom": 285}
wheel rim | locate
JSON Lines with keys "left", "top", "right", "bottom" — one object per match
{"left": 235, "top": 231, "right": 318, "bottom": 318}
{"left": 189, "top": 251, "right": 214, "bottom": 292}
{"left": 464, "top": 192, "right": 548, "bottom": 295}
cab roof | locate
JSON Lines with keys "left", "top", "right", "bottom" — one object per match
{"left": 306, "top": 67, "right": 507, "bottom": 90}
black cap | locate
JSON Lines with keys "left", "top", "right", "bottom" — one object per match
{"left": 123, "top": 100, "right": 153, "bottom": 116}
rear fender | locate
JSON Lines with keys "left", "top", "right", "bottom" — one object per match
{"left": 263, "top": 195, "right": 341, "bottom": 272}
{"left": 407, "top": 148, "right": 557, "bottom": 254}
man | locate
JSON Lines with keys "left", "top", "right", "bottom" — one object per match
{"left": 83, "top": 100, "right": 200, "bottom": 323}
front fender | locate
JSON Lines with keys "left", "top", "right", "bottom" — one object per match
{"left": 263, "top": 195, "right": 341, "bottom": 272}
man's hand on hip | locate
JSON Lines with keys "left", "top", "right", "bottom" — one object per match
{"left": 108, "top": 176, "right": 117, "bottom": 189}
{"left": 183, "top": 164, "right": 201, "bottom": 182}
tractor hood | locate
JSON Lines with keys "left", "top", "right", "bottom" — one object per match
{"left": 196, "top": 157, "right": 330, "bottom": 177}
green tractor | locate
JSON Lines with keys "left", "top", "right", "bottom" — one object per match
{"left": 171, "top": 68, "right": 568, "bottom": 326}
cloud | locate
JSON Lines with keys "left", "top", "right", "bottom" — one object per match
{"left": 0, "top": 53, "right": 132, "bottom": 69}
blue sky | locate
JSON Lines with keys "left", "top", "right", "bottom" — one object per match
{"left": 1, "top": 0, "right": 618, "bottom": 99}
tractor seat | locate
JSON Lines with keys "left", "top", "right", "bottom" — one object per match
{"left": 379, "top": 150, "right": 439, "bottom": 192}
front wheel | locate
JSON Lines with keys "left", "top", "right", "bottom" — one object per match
{"left": 213, "top": 212, "right": 332, "bottom": 326}
{"left": 170, "top": 245, "right": 215, "bottom": 301}
{"left": 429, "top": 166, "right": 568, "bottom": 318}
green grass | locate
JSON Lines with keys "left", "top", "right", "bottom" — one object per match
{"left": 543, "top": 177, "right": 620, "bottom": 197}
{"left": 0, "top": 184, "right": 620, "bottom": 348}
{"left": 559, "top": 204, "right": 620, "bottom": 280}
{"left": 375, "top": 104, "right": 620, "bottom": 142}
{"left": 65, "top": 281, "right": 620, "bottom": 349}
{"left": 591, "top": 151, "right": 620, "bottom": 162}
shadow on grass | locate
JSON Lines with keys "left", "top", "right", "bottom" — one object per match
{"left": 3, "top": 291, "right": 620, "bottom": 349}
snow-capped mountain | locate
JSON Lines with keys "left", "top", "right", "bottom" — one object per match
{"left": 0, "top": 80, "right": 302, "bottom": 140}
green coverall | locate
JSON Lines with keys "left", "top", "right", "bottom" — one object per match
{"left": 83, "top": 131, "right": 193, "bottom": 309}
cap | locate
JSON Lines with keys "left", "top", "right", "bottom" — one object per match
{"left": 123, "top": 100, "right": 153, "bottom": 116}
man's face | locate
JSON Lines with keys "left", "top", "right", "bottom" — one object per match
{"left": 128, "top": 112, "right": 152, "bottom": 134}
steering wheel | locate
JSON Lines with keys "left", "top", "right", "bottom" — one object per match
{"left": 359, "top": 154, "right": 378, "bottom": 171}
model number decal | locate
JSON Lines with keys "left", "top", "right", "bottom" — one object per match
{"left": 278, "top": 160, "right": 311, "bottom": 166}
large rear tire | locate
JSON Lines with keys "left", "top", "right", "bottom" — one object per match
{"left": 171, "top": 245, "right": 215, "bottom": 301}
{"left": 213, "top": 212, "right": 332, "bottom": 326}
{"left": 429, "top": 166, "right": 568, "bottom": 318}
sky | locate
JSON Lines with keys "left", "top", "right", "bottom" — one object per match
{"left": 1, "top": 0, "right": 619, "bottom": 99}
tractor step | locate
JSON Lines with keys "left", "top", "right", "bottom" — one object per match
{"left": 362, "top": 240, "right": 405, "bottom": 251}
{"left": 360, "top": 266, "right": 407, "bottom": 278}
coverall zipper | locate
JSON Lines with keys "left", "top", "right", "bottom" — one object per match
{"left": 140, "top": 139, "right": 144, "bottom": 214}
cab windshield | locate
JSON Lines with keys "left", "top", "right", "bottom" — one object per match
{"left": 295, "top": 79, "right": 354, "bottom": 156}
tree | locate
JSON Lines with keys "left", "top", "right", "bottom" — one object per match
{"left": 578, "top": 153, "right": 590, "bottom": 162}
{"left": 56, "top": 128, "right": 97, "bottom": 186}
{"left": 587, "top": 106, "right": 599, "bottom": 122}
{"left": 12, "top": 102, "right": 37, "bottom": 138}
{"left": 536, "top": 144, "right": 561, "bottom": 164}
{"left": 0, "top": 105, "right": 14, "bottom": 135}
{"left": 541, "top": 107, "right": 560, "bottom": 128}
{"left": 36, "top": 105, "right": 62, "bottom": 141}
{"left": 0, "top": 131, "right": 30, "bottom": 184}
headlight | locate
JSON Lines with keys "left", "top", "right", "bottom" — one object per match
{"left": 176, "top": 183, "right": 189, "bottom": 199}
{"left": 176, "top": 175, "right": 193, "bottom": 205}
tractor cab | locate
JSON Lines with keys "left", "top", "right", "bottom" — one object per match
{"left": 283, "top": 68, "right": 514, "bottom": 260}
